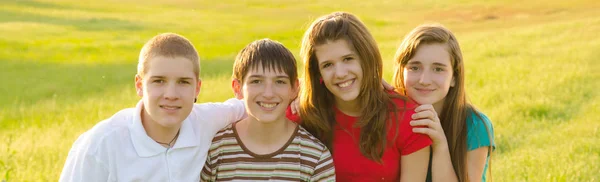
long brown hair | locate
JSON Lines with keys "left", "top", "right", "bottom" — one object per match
{"left": 392, "top": 24, "right": 493, "bottom": 181}
{"left": 299, "top": 12, "right": 408, "bottom": 162}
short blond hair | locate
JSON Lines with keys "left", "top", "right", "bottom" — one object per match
{"left": 137, "top": 33, "right": 200, "bottom": 78}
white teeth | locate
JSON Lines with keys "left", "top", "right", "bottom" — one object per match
{"left": 259, "top": 102, "right": 277, "bottom": 108}
{"left": 338, "top": 80, "right": 353, "bottom": 88}
{"left": 161, "top": 106, "right": 179, "bottom": 109}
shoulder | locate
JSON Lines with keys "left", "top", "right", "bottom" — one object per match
{"left": 466, "top": 109, "right": 495, "bottom": 150}
{"left": 70, "top": 108, "right": 135, "bottom": 155}
{"left": 389, "top": 95, "right": 419, "bottom": 112}
{"left": 387, "top": 96, "right": 417, "bottom": 126}
{"left": 207, "top": 124, "right": 238, "bottom": 160}
{"left": 213, "top": 123, "right": 235, "bottom": 140}
{"left": 209, "top": 124, "right": 237, "bottom": 149}
{"left": 467, "top": 109, "right": 494, "bottom": 135}
{"left": 296, "top": 125, "right": 328, "bottom": 152}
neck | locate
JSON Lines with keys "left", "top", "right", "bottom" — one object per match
{"left": 140, "top": 108, "right": 181, "bottom": 147}
{"left": 335, "top": 98, "right": 361, "bottom": 117}
{"left": 236, "top": 117, "right": 295, "bottom": 144}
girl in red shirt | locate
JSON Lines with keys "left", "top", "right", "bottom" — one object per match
{"left": 291, "top": 12, "right": 432, "bottom": 181}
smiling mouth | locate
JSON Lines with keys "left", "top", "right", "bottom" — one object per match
{"left": 257, "top": 102, "right": 279, "bottom": 109}
{"left": 160, "top": 105, "right": 181, "bottom": 110}
{"left": 336, "top": 79, "right": 355, "bottom": 88}
{"left": 415, "top": 88, "right": 435, "bottom": 93}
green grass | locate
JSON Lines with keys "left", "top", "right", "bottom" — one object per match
{"left": 1, "top": 0, "right": 599, "bottom": 181}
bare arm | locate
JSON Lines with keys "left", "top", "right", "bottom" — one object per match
{"left": 467, "top": 147, "right": 489, "bottom": 181}
{"left": 410, "top": 104, "right": 458, "bottom": 182}
{"left": 431, "top": 144, "right": 458, "bottom": 182}
{"left": 400, "top": 147, "right": 430, "bottom": 182}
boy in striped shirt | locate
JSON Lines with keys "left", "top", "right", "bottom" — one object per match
{"left": 200, "top": 39, "right": 335, "bottom": 181}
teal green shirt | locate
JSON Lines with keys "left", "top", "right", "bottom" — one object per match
{"left": 426, "top": 110, "right": 495, "bottom": 182}
{"left": 467, "top": 110, "right": 495, "bottom": 182}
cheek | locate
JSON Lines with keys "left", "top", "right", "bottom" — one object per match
{"left": 143, "top": 85, "right": 160, "bottom": 96}
{"left": 437, "top": 74, "right": 453, "bottom": 87}
{"left": 352, "top": 62, "right": 363, "bottom": 75}
{"left": 319, "top": 69, "right": 332, "bottom": 84}
{"left": 403, "top": 72, "right": 417, "bottom": 87}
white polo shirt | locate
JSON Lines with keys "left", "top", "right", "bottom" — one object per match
{"left": 59, "top": 99, "right": 245, "bottom": 182}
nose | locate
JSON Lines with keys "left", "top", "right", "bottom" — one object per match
{"left": 418, "top": 70, "right": 432, "bottom": 85}
{"left": 163, "top": 82, "right": 180, "bottom": 100}
{"left": 334, "top": 64, "right": 348, "bottom": 79}
{"left": 262, "top": 81, "right": 275, "bottom": 99}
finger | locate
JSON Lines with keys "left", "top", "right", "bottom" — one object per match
{"left": 381, "top": 79, "right": 394, "bottom": 91}
{"left": 291, "top": 99, "right": 299, "bottom": 114}
{"left": 410, "top": 119, "right": 434, "bottom": 127}
{"left": 411, "top": 119, "right": 444, "bottom": 131}
{"left": 414, "top": 104, "right": 435, "bottom": 112}
{"left": 412, "top": 127, "right": 436, "bottom": 136}
{"left": 411, "top": 110, "right": 436, "bottom": 120}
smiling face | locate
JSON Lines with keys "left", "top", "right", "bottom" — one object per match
{"left": 135, "top": 56, "right": 201, "bottom": 128}
{"left": 314, "top": 39, "right": 363, "bottom": 107}
{"left": 403, "top": 43, "right": 455, "bottom": 110}
{"left": 234, "top": 65, "right": 297, "bottom": 124}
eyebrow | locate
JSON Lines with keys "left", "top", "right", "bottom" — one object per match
{"left": 320, "top": 53, "right": 357, "bottom": 65}
{"left": 149, "top": 76, "right": 194, "bottom": 80}
{"left": 407, "top": 60, "right": 449, "bottom": 67}
{"left": 341, "top": 53, "right": 357, "bottom": 58}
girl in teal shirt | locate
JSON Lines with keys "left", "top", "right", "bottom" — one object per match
{"left": 392, "top": 24, "right": 495, "bottom": 182}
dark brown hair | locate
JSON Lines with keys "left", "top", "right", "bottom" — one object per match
{"left": 232, "top": 38, "right": 297, "bottom": 85}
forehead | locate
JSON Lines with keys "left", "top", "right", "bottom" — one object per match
{"left": 145, "top": 56, "right": 196, "bottom": 78}
{"left": 314, "top": 39, "right": 355, "bottom": 63}
{"left": 409, "top": 43, "right": 451, "bottom": 65}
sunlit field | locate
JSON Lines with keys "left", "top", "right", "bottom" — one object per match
{"left": 1, "top": 0, "right": 599, "bottom": 181}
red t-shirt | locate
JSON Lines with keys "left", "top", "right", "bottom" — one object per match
{"left": 286, "top": 97, "right": 432, "bottom": 181}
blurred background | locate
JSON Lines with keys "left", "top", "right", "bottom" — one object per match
{"left": 0, "top": 0, "right": 598, "bottom": 181}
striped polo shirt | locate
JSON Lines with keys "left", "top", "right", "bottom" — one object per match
{"left": 201, "top": 123, "right": 335, "bottom": 182}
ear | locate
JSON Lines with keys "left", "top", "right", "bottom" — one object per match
{"left": 231, "top": 79, "right": 244, "bottom": 99}
{"left": 450, "top": 76, "right": 456, "bottom": 87}
{"left": 135, "top": 74, "right": 143, "bottom": 97}
{"left": 195, "top": 78, "right": 202, "bottom": 96}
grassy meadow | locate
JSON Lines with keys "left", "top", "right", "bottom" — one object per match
{"left": 1, "top": 0, "right": 599, "bottom": 181}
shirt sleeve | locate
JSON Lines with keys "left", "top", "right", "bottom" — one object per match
{"left": 467, "top": 112, "right": 495, "bottom": 151}
{"left": 396, "top": 108, "right": 433, "bottom": 155}
{"left": 59, "top": 133, "right": 110, "bottom": 182}
{"left": 310, "top": 147, "right": 336, "bottom": 182}
{"left": 193, "top": 98, "right": 247, "bottom": 133}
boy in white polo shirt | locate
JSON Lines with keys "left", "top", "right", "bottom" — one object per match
{"left": 59, "top": 33, "right": 245, "bottom": 182}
